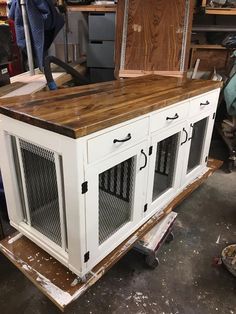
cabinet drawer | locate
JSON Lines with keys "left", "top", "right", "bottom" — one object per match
{"left": 89, "top": 13, "right": 115, "bottom": 41}
{"left": 189, "top": 90, "right": 219, "bottom": 117}
{"left": 87, "top": 118, "right": 149, "bottom": 163}
{"left": 87, "top": 41, "right": 114, "bottom": 68}
{"left": 150, "top": 101, "right": 189, "bottom": 133}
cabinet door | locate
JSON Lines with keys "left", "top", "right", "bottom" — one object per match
{"left": 146, "top": 123, "right": 186, "bottom": 215}
{"left": 181, "top": 111, "right": 215, "bottom": 186}
{"left": 85, "top": 141, "right": 148, "bottom": 270}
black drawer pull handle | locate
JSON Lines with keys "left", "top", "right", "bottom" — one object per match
{"left": 140, "top": 149, "right": 148, "bottom": 171}
{"left": 188, "top": 123, "right": 194, "bottom": 141}
{"left": 166, "top": 113, "right": 179, "bottom": 120}
{"left": 113, "top": 133, "right": 131, "bottom": 144}
{"left": 181, "top": 128, "right": 188, "bottom": 145}
{"left": 200, "top": 100, "right": 210, "bottom": 106}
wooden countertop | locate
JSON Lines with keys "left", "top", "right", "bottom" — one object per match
{"left": 0, "top": 75, "right": 222, "bottom": 139}
{"left": 67, "top": 4, "right": 116, "bottom": 12}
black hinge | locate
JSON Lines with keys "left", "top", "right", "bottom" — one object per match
{"left": 82, "top": 181, "right": 88, "bottom": 194}
{"left": 84, "top": 251, "right": 90, "bottom": 263}
{"left": 144, "top": 204, "right": 148, "bottom": 212}
{"left": 149, "top": 146, "right": 153, "bottom": 156}
{"left": 213, "top": 112, "right": 216, "bottom": 119}
{"left": 205, "top": 156, "right": 208, "bottom": 163}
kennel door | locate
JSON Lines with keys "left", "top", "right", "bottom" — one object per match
{"left": 146, "top": 123, "right": 186, "bottom": 216}
{"left": 10, "top": 136, "right": 67, "bottom": 250}
{"left": 84, "top": 141, "right": 148, "bottom": 271}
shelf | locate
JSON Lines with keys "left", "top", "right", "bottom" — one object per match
{"left": 205, "top": 7, "right": 236, "bottom": 15}
{"left": 190, "top": 44, "right": 226, "bottom": 50}
{"left": 67, "top": 4, "right": 117, "bottom": 12}
{"left": 192, "top": 25, "right": 236, "bottom": 32}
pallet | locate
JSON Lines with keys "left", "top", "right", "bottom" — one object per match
{"left": 0, "top": 159, "right": 222, "bottom": 311}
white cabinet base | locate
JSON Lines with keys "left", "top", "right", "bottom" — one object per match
{"left": 0, "top": 87, "right": 221, "bottom": 278}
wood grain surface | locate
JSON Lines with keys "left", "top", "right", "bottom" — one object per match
{"left": 67, "top": 4, "right": 117, "bottom": 12}
{"left": 0, "top": 75, "right": 222, "bottom": 139}
{"left": 0, "top": 158, "right": 222, "bottom": 310}
{"left": 189, "top": 45, "right": 230, "bottom": 72}
{"left": 0, "top": 82, "right": 26, "bottom": 97}
{"left": 116, "top": 0, "right": 194, "bottom": 76}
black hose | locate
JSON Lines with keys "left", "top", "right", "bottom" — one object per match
{"left": 44, "top": 55, "right": 89, "bottom": 90}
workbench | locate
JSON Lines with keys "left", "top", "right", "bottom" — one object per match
{"left": 67, "top": 4, "right": 116, "bottom": 13}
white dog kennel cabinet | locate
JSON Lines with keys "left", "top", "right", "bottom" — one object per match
{"left": 0, "top": 76, "right": 221, "bottom": 278}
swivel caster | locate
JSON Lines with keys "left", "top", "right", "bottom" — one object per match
{"left": 145, "top": 254, "right": 159, "bottom": 269}
{"left": 165, "top": 232, "right": 174, "bottom": 244}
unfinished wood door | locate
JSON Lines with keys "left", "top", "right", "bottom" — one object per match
{"left": 115, "top": 0, "right": 194, "bottom": 77}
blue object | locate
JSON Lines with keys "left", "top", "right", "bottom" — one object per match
{"left": 9, "top": 0, "right": 64, "bottom": 70}
{"left": 48, "top": 80, "right": 58, "bottom": 90}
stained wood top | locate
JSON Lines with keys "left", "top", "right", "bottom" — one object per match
{"left": 0, "top": 75, "right": 222, "bottom": 139}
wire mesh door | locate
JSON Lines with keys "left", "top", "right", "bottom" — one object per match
{"left": 11, "top": 136, "right": 67, "bottom": 248}
{"left": 152, "top": 133, "right": 179, "bottom": 202}
{"left": 187, "top": 118, "right": 207, "bottom": 173}
{"left": 98, "top": 157, "right": 135, "bottom": 245}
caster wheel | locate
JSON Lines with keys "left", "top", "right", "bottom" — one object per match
{"left": 165, "top": 232, "right": 174, "bottom": 244}
{"left": 227, "top": 159, "right": 234, "bottom": 173}
{"left": 145, "top": 255, "right": 159, "bottom": 269}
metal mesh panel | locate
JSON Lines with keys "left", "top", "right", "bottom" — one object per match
{"left": 152, "top": 133, "right": 178, "bottom": 201}
{"left": 11, "top": 136, "right": 27, "bottom": 221}
{"left": 187, "top": 118, "right": 207, "bottom": 173}
{"left": 99, "top": 157, "right": 135, "bottom": 244}
{"left": 18, "top": 139, "right": 62, "bottom": 246}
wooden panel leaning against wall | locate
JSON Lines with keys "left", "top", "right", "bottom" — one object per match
{"left": 115, "top": 0, "right": 195, "bottom": 78}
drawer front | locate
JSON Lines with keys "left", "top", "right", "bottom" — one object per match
{"left": 87, "top": 41, "right": 114, "bottom": 68}
{"left": 87, "top": 118, "right": 149, "bottom": 163}
{"left": 189, "top": 90, "right": 219, "bottom": 117}
{"left": 150, "top": 101, "right": 189, "bottom": 133}
{"left": 89, "top": 13, "right": 115, "bottom": 41}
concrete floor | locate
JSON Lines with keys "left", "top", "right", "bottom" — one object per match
{"left": 0, "top": 139, "right": 236, "bottom": 314}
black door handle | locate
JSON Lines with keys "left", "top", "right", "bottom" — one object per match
{"left": 140, "top": 149, "right": 148, "bottom": 171}
{"left": 200, "top": 100, "right": 210, "bottom": 106}
{"left": 113, "top": 133, "right": 132, "bottom": 144}
{"left": 188, "top": 123, "right": 194, "bottom": 141}
{"left": 166, "top": 113, "right": 179, "bottom": 120}
{"left": 181, "top": 128, "right": 188, "bottom": 145}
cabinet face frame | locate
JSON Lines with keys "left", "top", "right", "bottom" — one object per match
{"left": 181, "top": 110, "right": 216, "bottom": 187}
{"left": 146, "top": 123, "right": 186, "bottom": 216}
{"left": 84, "top": 141, "right": 148, "bottom": 271}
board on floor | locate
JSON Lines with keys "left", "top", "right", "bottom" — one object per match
{"left": 0, "top": 159, "right": 222, "bottom": 311}
{"left": 0, "top": 64, "right": 86, "bottom": 98}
